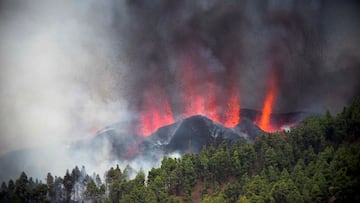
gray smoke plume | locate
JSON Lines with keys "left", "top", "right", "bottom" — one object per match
{"left": 114, "top": 0, "right": 360, "bottom": 114}
{"left": 0, "top": 0, "right": 359, "bottom": 181}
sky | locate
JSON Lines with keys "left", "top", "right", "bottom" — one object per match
{"left": 0, "top": 0, "right": 359, "bottom": 162}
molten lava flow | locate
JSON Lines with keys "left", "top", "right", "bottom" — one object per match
{"left": 223, "top": 88, "right": 240, "bottom": 127}
{"left": 256, "top": 75, "right": 277, "bottom": 132}
{"left": 139, "top": 88, "right": 174, "bottom": 136}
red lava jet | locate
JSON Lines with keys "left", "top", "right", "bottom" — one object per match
{"left": 206, "top": 79, "right": 221, "bottom": 123}
{"left": 139, "top": 87, "right": 175, "bottom": 136}
{"left": 223, "top": 86, "right": 240, "bottom": 127}
{"left": 182, "top": 62, "right": 206, "bottom": 117}
{"left": 255, "top": 68, "right": 278, "bottom": 132}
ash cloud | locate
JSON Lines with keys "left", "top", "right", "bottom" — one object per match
{"left": 0, "top": 0, "right": 359, "bottom": 181}
{"left": 116, "top": 0, "right": 360, "bottom": 114}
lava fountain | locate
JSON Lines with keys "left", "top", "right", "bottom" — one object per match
{"left": 182, "top": 61, "right": 206, "bottom": 117}
{"left": 178, "top": 55, "right": 241, "bottom": 128}
{"left": 223, "top": 85, "right": 240, "bottom": 127}
{"left": 139, "top": 86, "right": 175, "bottom": 136}
{"left": 137, "top": 53, "right": 242, "bottom": 136}
{"left": 255, "top": 69, "right": 278, "bottom": 132}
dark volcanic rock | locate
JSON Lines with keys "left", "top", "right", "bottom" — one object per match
{"left": 142, "top": 115, "right": 244, "bottom": 154}
{"left": 75, "top": 109, "right": 310, "bottom": 160}
{"left": 233, "top": 118, "right": 264, "bottom": 142}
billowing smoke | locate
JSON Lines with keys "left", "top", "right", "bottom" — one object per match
{"left": 118, "top": 0, "right": 360, "bottom": 114}
{"left": 0, "top": 0, "right": 133, "bottom": 181}
{"left": 0, "top": 0, "right": 359, "bottom": 182}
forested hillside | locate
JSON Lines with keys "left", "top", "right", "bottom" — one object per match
{"left": 1, "top": 98, "right": 360, "bottom": 203}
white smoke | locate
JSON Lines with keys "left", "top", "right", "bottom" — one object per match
{"left": 0, "top": 0, "right": 130, "bottom": 181}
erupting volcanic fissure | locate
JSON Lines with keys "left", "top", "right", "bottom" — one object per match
{"left": 137, "top": 56, "right": 243, "bottom": 136}
{"left": 137, "top": 53, "right": 291, "bottom": 136}
{"left": 178, "top": 56, "right": 241, "bottom": 128}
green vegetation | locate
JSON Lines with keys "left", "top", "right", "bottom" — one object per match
{"left": 1, "top": 98, "right": 360, "bottom": 202}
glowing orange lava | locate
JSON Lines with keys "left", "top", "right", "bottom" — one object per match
{"left": 206, "top": 77, "right": 221, "bottom": 123}
{"left": 139, "top": 88, "right": 174, "bottom": 136}
{"left": 138, "top": 54, "right": 242, "bottom": 136}
{"left": 179, "top": 57, "right": 240, "bottom": 126}
{"left": 223, "top": 88, "right": 240, "bottom": 127}
{"left": 256, "top": 73, "right": 277, "bottom": 132}
{"left": 182, "top": 62, "right": 206, "bottom": 117}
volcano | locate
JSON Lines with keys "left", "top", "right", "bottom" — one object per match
{"left": 80, "top": 108, "right": 310, "bottom": 162}
{"left": 0, "top": 108, "right": 311, "bottom": 182}
{"left": 139, "top": 109, "right": 310, "bottom": 155}
{"left": 141, "top": 115, "right": 244, "bottom": 155}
